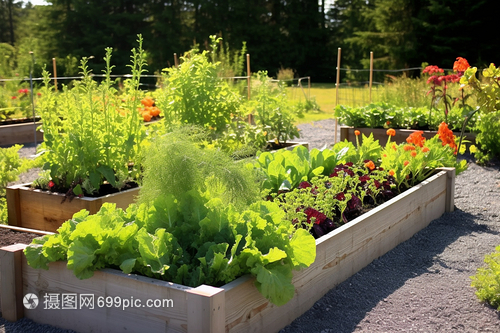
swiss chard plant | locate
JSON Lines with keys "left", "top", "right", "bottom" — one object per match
{"left": 34, "top": 36, "right": 147, "bottom": 197}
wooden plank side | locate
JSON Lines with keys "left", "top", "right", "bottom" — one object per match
{"left": 6, "top": 185, "right": 21, "bottom": 227}
{"left": 187, "top": 285, "right": 225, "bottom": 333}
{"left": 23, "top": 261, "right": 192, "bottom": 333}
{"left": 100, "top": 187, "right": 140, "bottom": 210}
{"left": 224, "top": 171, "right": 449, "bottom": 333}
{"left": 15, "top": 187, "right": 89, "bottom": 231}
{"left": 7, "top": 184, "right": 139, "bottom": 232}
{"left": 0, "top": 244, "right": 26, "bottom": 321}
{"left": 0, "top": 122, "right": 43, "bottom": 146}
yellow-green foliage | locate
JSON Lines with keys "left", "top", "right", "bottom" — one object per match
{"left": 0, "top": 145, "right": 36, "bottom": 223}
{"left": 471, "top": 245, "right": 500, "bottom": 310}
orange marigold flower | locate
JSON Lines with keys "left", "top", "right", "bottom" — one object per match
{"left": 438, "top": 122, "right": 457, "bottom": 154}
{"left": 406, "top": 131, "right": 425, "bottom": 147}
{"left": 364, "top": 161, "right": 375, "bottom": 171}
{"left": 404, "top": 161, "right": 409, "bottom": 167}
{"left": 383, "top": 154, "right": 387, "bottom": 158}
{"left": 453, "top": 57, "right": 470, "bottom": 72}
{"left": 411, "top": 151, "right": 417, "bottom": 157}
{"left": 354, "top": 130, "right": 360, "bottom": 136}
{"left": 392, "top": 143, "right": 397, "bottom": 151}
{"left": 422, "top": 147, "right": 430, "bottom": 153}
{"left": 389, "top": 170, "right": 395, "bottom": 176}
{"left": 386, "top": 128, "right": 396, "bottom": 137}
{"left": 143, "top": 113, "right": 152, "bottom": 122}
{"left": 403, "top": 145, "right": 415, "bottom": 151}
{"left": 141, "top": 97, "right": 155, "bottom": 107}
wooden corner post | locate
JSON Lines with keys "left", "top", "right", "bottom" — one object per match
{"left": 187, "top": 285, "right": 225, "bottom": 333}
{"left": 0, "top": 244, "right": 27, "bottom": 321}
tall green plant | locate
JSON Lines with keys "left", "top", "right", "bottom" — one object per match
{"left": 155, "top": 45, "right": 241, "bottom": 137}
{"left": 36, "top": 36, "right": 146, "bottom": 196}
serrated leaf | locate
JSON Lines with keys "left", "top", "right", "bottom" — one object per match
{"left": 253, "top": 263, "right": 295, "bottom": 306}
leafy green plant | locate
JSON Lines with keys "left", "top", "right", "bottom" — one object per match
{"left": 461, "top": 63, "right": 500, "bottom": 162}
{"left": 380, "top": 126, "right": 467, "bottom": 190}
{"left": 24, "top": 128, "right": 316, "bottom": 306}
{"left": 0, "top": 145, "right": 37, "bottom": 223}
{"left": 277, "top": 67, "right": 295, "bottom": 86}
{"left": 246, "top": 71, "right": 302, "bottom": 145}
{"left": 471, "top": 244, "right": 500, "bottom": 310}
{"left": 35, "top": 36, "right": 147, "bottom": 196}
{"left": 254, "top": 145, "right": 351, "bottom": 193}
{"left": 334, "top": 102, "right": 474, "bottom": 131}
{"left": 155, "top": 43, "right": 242, "bottom": 137}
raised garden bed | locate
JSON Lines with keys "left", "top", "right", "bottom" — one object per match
{"left": 340, "top": 126, "right": 476, "bottom": 146}
{"left": 0, "top": 121, "right": 43, "bottom": 146}
{"left": 6, "top": 184, "right": 140, "bottom": 232}
{"left": 0, "top": 168, "right": 455, "bottom": 332}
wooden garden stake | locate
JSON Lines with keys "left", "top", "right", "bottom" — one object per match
{"left": 52, "top": 57, "right": 58, "bottom": 92}
{"left": 335, "top": 48, "right": 341, "bottom": 143}
{"left": 369, "top": 51, "right": 373, "bottom": 103}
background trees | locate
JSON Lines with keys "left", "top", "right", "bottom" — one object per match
{"left": 0, "top": 0, "right": 498, "bottom": 82}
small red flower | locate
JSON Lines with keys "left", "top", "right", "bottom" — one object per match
{"left": 404, "top": 161, "right": 409, "bottom": 167}
{"left": 354, "top": 130, "right": 360, "bottom": 136}
{"left": 411, "top": 151, "right": 417, "bottom": 157}
{"left": 11, "top": 96, "right": 17, "bottom": 99}
{"left": 48, "top": 180, "right": 55, "bottom": 188}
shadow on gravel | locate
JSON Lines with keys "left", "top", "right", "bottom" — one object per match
{"left": 281, "top": 208, "right": 498, "bottom": 333}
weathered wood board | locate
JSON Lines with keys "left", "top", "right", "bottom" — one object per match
{"left": 6, "top": 184, "right": 140, "bottom": 232}
{"left": 0, "top": 122, "right": 43, "bottom": 146}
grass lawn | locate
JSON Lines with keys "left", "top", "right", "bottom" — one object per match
{"left": 288, "top": 82, "right": 375, "bottom": 124}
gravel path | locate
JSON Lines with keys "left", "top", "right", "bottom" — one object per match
{"left": 2, "top": 118, "right": 500, "bottom": 332}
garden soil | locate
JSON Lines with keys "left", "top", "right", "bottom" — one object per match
{"left": 1, "top": 118, "right": 500, "bottom": 333}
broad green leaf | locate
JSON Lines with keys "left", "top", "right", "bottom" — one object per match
{"left": 67, "top": 236, "right": 100, "bottom": 279}
{"left": 120, "top": 258, "right": 137, "bottom": 274}
{"left": 97, "top": 165, "right": 116, "bottom": 187}
{"left": 24, "top": 244, "right": 50, "bottom": 270}
{"left": 289, "top": 229, "right": 316, "bottom": 268}
{"left": 253, "top": 263, "right": 295, "bottom": 306}
{"left": 262, "top": 247, "right": 287, "bottom": 265}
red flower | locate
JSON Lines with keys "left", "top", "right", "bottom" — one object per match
{"left": 453, "top": 57, "right": 470, "bottom": 72}
{"left": 404, "top": 161, "right": 409, "bottom": 167}
{"left": 335, "top": 192, "right": 345, "bottom": 201}
{"left": 406, "top": 131, "right": 425, "bottom": 147}
{"left": 438, "top": 122, "right": 457, "bottom": 154}
{"left": 423, "top": 65, "right": 444, "bottom": 75}
{"left": 48, "top": 180, "right": 55, "bottom": 188}
{"left": 411, "top": 151, "right": 417, "bottom": 157}
{"left": 354, "top": 130, "right": 360, "bottom": 136}
{"left": 18, "top": 88, "right": 29, "bottom": 94}
{"left": 11, "top": 96, "right": 17, "bottom": 99}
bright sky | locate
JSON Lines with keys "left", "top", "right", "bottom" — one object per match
{"left": 24, "top": 0, "right": 48, "bottom": 6}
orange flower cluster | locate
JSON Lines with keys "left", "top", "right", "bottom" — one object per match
{"left": 453, "top": 57, "right": 470, "bottom": 73}
{"left": 411, "top": 151, "right": 417, "bottom": 157}
{"left": 438, "top": 122, "right": 457, "bottom": 154}
{"left": 138, "top": 97, "right": 161, "bottom": 122}
{"left": 422, "top": 147, "right": 430, "bottom": 153}
{"left": 403, "top": 144, "right": 416, "bottom": 151}
{"left": 406, "top": 131, "right": 425, "bottom": 147}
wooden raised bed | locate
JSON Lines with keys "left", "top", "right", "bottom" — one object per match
{"left": 340, "top": 126, "right": 476, "bottom": 146}
{"left": 0, "top": 121, "right": 43, "bottom": 146}
{"left": 0, "top": 168, "right": 455, "bottom": 332}
{"left": 6, "top": 184, "right": 140, "bottom": 232}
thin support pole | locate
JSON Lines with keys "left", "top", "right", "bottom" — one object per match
{"left": 369, "top": 51, "right": 373, "bottom": 103}
{"left": 246, "top": 54, "right": 252, "bottom": 124}
{"left": 174, "top": 53, "right": 179, "bottom": 68}
{"left": 335, "top": 48, "right": 341, "bottom": 144}
{"left": 29, "top": 51, "right": 37, "bottom": 147}
{"left": 52, "top": 57, "right": 58, "bottom": 92}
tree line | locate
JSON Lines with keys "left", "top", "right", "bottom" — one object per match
{"left": 0, "top": 0, "right": 497, "bottom": 82}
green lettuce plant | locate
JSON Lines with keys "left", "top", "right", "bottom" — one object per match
{"left": 471, "top": 244, "right": 500, "bottom": 310}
